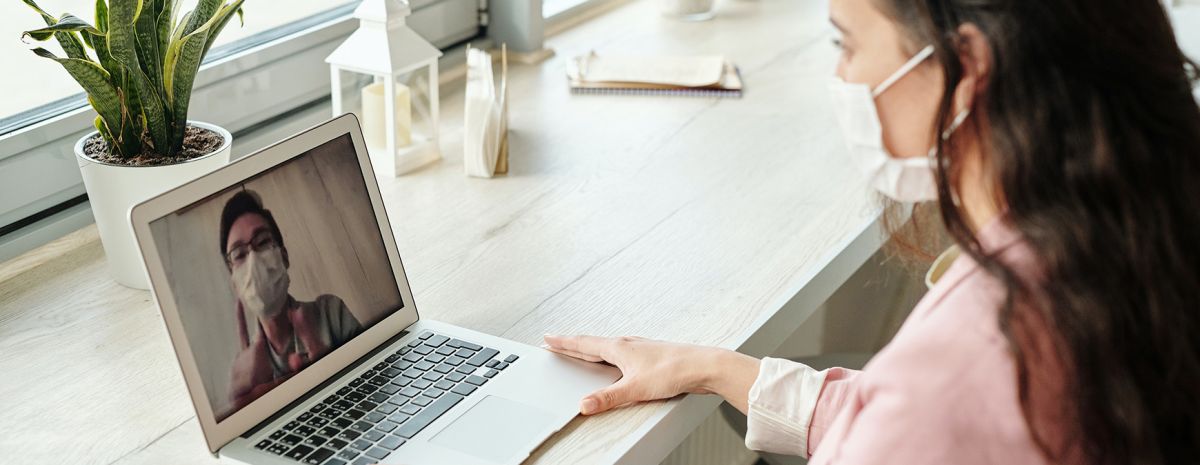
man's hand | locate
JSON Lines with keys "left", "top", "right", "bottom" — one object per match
{"left": 230, "top": 335, "right": 274, "bottom": 406}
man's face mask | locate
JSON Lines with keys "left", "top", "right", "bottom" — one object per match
{"left": 827, "top": 45, "right": 969, "bottom": 203}
{"left": 232, "top": 244, "right": 290, "bottom": 320}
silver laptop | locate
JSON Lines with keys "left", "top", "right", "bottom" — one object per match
{"left": 130, "top": 114, "right": 619, "bottom": 465}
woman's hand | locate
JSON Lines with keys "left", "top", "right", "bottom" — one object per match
{"left": 542, "top": 334, "right": 760, "bottom": 415}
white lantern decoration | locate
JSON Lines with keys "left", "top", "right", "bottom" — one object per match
{"left": 326, "top": 0, "right": 443, "bottom": 176}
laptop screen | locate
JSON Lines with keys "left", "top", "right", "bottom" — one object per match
{"left": 148, "top": 134, "right": 404, "bottom": 422}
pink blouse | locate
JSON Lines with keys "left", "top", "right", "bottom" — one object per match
{"left": 744, "top": 217, "right": 1069, "bottom": 464}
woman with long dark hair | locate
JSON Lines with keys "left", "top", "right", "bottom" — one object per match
{"left": 543, "top": 0, "right": 1200, "bottom": 463}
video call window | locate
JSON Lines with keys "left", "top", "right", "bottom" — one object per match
{"left": 149, "top": 135, "right": 404, "bottom": 422}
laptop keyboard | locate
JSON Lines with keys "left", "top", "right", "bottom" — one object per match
{"left": 252, "top": 331, "right": 519, "bottom": 465}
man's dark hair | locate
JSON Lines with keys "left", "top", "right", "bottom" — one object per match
{"left": 219, "top": 190, "right": 287, "bottom": 268}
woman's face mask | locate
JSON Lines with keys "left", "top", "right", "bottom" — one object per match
{"left": 827, "top": 44, "right": 969, "bottom": 203}
{"left": 232, "top": 245, "right": 290, "bottom": 320}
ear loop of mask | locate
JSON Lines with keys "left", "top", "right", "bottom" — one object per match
{"left": 930, "top": 108, "right": 971, "bottom": 207}
{"left": 872, "top": 45, "right": 936, "bottom": 97}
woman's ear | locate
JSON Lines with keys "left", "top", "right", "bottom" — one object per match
{"left": 952, "top": 23, "right": 993, "bottom": 114}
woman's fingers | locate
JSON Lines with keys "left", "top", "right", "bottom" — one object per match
{"left": 543, "top": 334, "right": 612, "bottom": 359}
{"left": 542, "top": 345, "right": 605, "bottom": 363}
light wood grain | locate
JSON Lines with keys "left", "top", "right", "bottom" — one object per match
{"left": 0, "top": 0, "right": 880, "bottom": 464}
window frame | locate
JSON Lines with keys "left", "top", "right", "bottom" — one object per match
{"left": 0, "top": 0, "right": 482, "bottom": 262}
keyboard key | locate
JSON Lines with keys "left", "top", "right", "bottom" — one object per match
{"left": 325, "top": 460, "right": 346, "bottom": 465}
{"left": 331, "top": 418, "right": 353, "bottom": 429}
{"left": 365, "top": 446, "right": 391, "bottom": 460}
{"left": 382, "top": 367, "right": 403, "bottom": 378}
{"left": 504, "top": 354, "right": 519, "bottom": 363}
{"left": 344, "top": 391, "right": 365, "bottom": 402}
{"left": 333, "top": 400, "right": 353, "bottom": 410}
{"left": 352, "top": 456, "right": 374, "bottom": 465}
{"left": 306, "top": 417, "right": 329, "bottom": 428}
{"left": 418, "top": 332, "right": 433, "bottom": 340}
{"left": 350, "top": 421, "right": 373, "bottom": 433}
{"left": 269, "top": 430, "right": 285, "bottom": 440}
{"left": 285, "top": 445, "right": 313, "bottom": 460}
{"left": 407, "top": 339, "right": 422, "bottom": 348}
{"left": 399, "top": 404, "right": 421, "bottom": 415}
{"left": 369, "top": 376, "right": 389, "bottom": 387}
{"left": 484, "top": 368, "right": 499, "bottom": 378}
{"left": 454, "top": 348, "right": 476, "bottom": 359}
{"left": 368, "top": 392, "right": 390, "bottom": 404}
{"left": 294, "top": 425, "right": 316, "bottom": 437}
{"left": 426, "top": 354, "right": 446, "bottom": 364}
{"left": 326, "top": 438, "right": 349, "bottom": 450}
{"left": 302, "top": 435, "right": 326, "bottom": 447}
{"left": 414, "top": 360, "right": 435, "bottom": 371}
{"left": 377, "top": 403, "right": 398, "bottom": 414}
{"left": 350, "top": 438, "right": 373, "bottom": 451}
{"left": 298, "top": 412, "right": 314, "bottom": 422}
{"left": 283, "top": 421, "right": 300, "bottom": 431}
{"left": 451, "top": 383, "right": 477, "bottom": 396}
{"left": 412, "top": 379, "right": 433, "bottom": 390}
{"left": 356, "top": 401, "right": 379, "bottom": 412}
{"left": 309, "top": 403, "right": 328, "bottom": 414}
{"left": 485, "top": 359, "right": 499, "bottom": 368}
{"left": 446, "top": 372, "right": 466, "bottom": 382}
{"left": 364, "top": 412, "right": 386, "bottom": 423}
{"left": 356, "top": 383, "right": 377, "bottom": 395}
{"left": 402, "top": 368, "right": 424, "bottom": 379}
{"left": 399, "top": 386, "right": 422, "bottom": 398}
{"left": 325, "top": 394, "right": 341, "bottom": 404}
{"left": 379, "top": 434, "right": 406, "bottom": 450}
{"left": 302, "top": 447, "right": 335, "bottom": 464}
{"left": 391, "top": 360, "right": 413, "bottom": 370}
{"left": 268, "top": 443, "right": 290, "bottom": 455}
{"left": 445, "top": 355, "right": 466, "bottom": 366}
{"left": 255, "top": 439, "right": 272, "bottom": 450}
{"left": 411, "top": 395, "right": 433, "bottom": 407}
{"left": 426, "top": 335, "right": 449, "bottom": 347}
{"left": 280, "top": 434, "right": 302, "bottom": 446}
{"left": 363, "top": 430, "right": 385, "bottom": 442}
{"left": 395, "top": 393, "right": 464, "bottom": 439}
{"left": 336, "top": 430, "right": 360, "bottom": 441}
{"left": 385, "top": 354, "right": 400, "bottom": 363}
{"left": 375, "top": 421, "right": 399, "bottom": 433}
{"left": 390, "top": 376, "right": 412, "bottom": 387}
{"left": 379, "top": 384, "right": 401, "bottom": 396}
{"left": 343, "top": 409, "right": 365, "bottom": 420}
{"left": 434, "top": 379, "right": 455, "bottom": 391}
{"left": 495, "top": 362, "right": 510, "bottom": 370}
{"left": 454, "top": 365, "right": 475, "bottom": 375}
{"left": 424, "top": 388, "right": 445, "bottom": 398}
{"left": 435, "top": 346, "right": 455, "bottom": 356}
{"left": 336, "top": 448, "right": 359, "bottom": 461}
{"left": 374, "top": 361, "right": 389, "bottom": 371}
{"left": 318, "top": 426, "right": 340, "bottom": 438}
{"left": 457, "top": 340, "right": 483, "bottom": 351}
{"left": 421, "top": 371, "right": 442, "bottom": 382}
{"left": 445, "top": 339, "right": 463, "bottom": 349}
{"left": 387, "top": 412, "right": 411, "bottom": 424}
{"left": 466, "top": 348, "right": 500, "bottom": 367}
{"left": 402, "top": 352, "right": 422, "bottom": 363}
{"left": 413, "top": 345, "right": 434, "bottom": 356}
{"left": 348, "top": 378, "right": 363, "bottom": 388}
{"left": 465, "top": 375, "right": 488, "bottom": 386}
{"left": 433, "top": 363, "right": 454, "bottom": 374}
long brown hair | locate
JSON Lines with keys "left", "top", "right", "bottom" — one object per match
{"left": 879, "top": 0, "right": 1200, "bottom": 463}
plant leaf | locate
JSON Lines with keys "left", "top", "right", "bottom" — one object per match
{"left": 108, "top": 0, "right": 170, "bottom": 153}
{"left": 164, "top": 0, "right": 242, "bottom": 152}
{"left": 181, "top": 0, "right": 222, "bottom": 37}
{"left": 22, "top": 13, "right": 101, "bottom": 41}
{"left": 19, "top": 0, "right": 91, "bottom": 61}
{"left": 201, "top": 1, "right": 243, "bottom": 58}
{"left": 32, "top": 47, "right": 125, "bottom": 155}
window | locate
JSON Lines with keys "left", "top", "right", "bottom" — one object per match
{"left": 0, "top": 0, "right": 483, "bottom": 261}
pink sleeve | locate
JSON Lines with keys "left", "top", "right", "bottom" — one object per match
{"left": 806, "top": 367, "right": 861, "bottom": 456}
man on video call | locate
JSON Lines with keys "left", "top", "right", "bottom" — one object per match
{"left": 221, "top": 190, "right": 363, "bottom": 410}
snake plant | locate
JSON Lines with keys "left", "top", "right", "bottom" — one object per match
{"left": 20, "top": 0, "right": 244, "bottom": 158}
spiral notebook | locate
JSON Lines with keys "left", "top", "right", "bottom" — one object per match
{"left": 567, "top": 52, "right": 743, "bottom": 98}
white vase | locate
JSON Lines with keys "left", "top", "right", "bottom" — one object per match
{"left": 74, "top": 121, "right": 232, "bottom": 289}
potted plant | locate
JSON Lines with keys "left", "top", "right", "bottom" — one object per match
{"left": 20, "top": 0, "right": 245, "bottom": 289}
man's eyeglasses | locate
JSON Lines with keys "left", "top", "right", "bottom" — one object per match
{"left": 225, "top": 231, "right": 278, "bottom": 266}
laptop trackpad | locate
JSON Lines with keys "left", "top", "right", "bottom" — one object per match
{"left": 430, "top": 395, "right": 557, "bottom": 463}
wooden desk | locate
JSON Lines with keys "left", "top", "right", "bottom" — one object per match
{"left": 0, "top": 1, "right": 886, "bottom": 463}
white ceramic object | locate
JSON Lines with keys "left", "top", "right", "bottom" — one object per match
{"left": 74, "top": 121, "right": 231, "bottom": 289}
{"left": 660, "top": 0, "right": 717, "bottom": 21}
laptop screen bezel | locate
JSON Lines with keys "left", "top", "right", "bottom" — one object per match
{"left": 129, "top": 114, "right": 421, "bottom": 454}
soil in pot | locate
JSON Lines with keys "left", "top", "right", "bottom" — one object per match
{"left": 83, "top": 125, "right": 224, "bottom": 166}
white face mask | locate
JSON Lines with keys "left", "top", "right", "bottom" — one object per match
{"left": 232, "top": 245, "right": 291, "bottom": 320}
{"left": 827, "top": 45, "right": 970, "bottom": 203}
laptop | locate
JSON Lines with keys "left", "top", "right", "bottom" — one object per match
{"left": 130, "top": 114, "right": 620, "bottom": 465}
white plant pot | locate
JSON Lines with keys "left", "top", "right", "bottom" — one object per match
{"left": 74, "top": 121, "right": 232, "bottom": 289}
